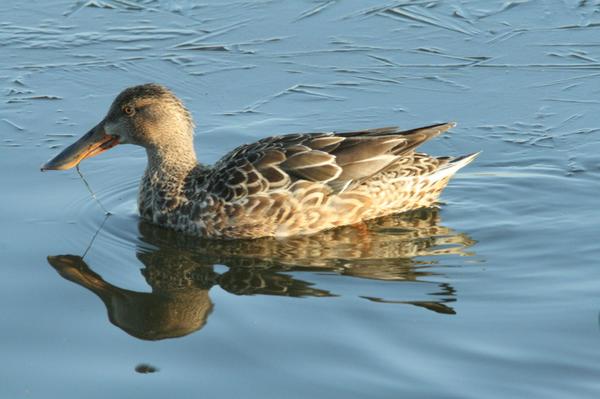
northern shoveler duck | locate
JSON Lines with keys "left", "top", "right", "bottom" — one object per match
{"left": 42, "top": 84, "right": 478, "bottom": 239}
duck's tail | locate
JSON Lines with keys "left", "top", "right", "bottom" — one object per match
{"left": 431, "top": 151, "right": 480, "bottom": 182}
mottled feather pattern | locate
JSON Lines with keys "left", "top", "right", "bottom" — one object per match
{"left": 138, "top": 122, "right": 478, "bottom": 239}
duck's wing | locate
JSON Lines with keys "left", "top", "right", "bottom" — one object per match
{"left": 204, "top": 122, "right": 455, "bottom": 201}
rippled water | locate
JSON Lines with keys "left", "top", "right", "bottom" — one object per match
{"left": 1, "top": 1, "right": 600, "bottom": 398}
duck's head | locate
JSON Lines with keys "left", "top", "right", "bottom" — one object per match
{"left": 42, "top": 83, "right": 194, "bottom": 171}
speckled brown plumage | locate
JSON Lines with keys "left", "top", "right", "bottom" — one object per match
{"left": 138, "top": 118, "right": 478, "bottom": 238}
{"left": 44, "top": 83, "right": 479, "bottom": 239}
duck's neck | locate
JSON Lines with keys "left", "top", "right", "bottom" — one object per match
{"left": 140, "top": 140, "right": 198, "bottom": 219}
{"left": 145, "top": 140, "right": 198, "bottom": 181}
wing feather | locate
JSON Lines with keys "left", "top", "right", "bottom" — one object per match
{"left": 204, "top": 122, "right": 456, "bottom": 199}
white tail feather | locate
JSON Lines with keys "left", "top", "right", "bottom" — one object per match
{"left": 430, "top": 152, "right": 480, "bottom": 182}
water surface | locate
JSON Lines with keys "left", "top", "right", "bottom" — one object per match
{"left": 1, "top": 1, "right": 600, "bottom": 398}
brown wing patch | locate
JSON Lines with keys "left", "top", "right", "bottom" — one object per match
{"left": 333, "top": 137, "right": 405, "bottom": 165}
{"left": 334, "top": 154, "right": 399, "bottom": 183}
{"left": 255, "top": 149, "right": 286, "bottom": 166}
{"left": 281, "top": 150, "right": 335, "bottom": 169}
{"left": 280, "top": 149, "right": 342, "bottom": 183}
{"left": 259, "top": 166, "right": 289, "bottom": 189}
{"left": 306, "top": 136, "right": 344, "bottom": 152}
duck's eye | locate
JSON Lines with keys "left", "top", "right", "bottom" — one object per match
{"left": 123, "top": 105, "right": 135, "bottom": 116}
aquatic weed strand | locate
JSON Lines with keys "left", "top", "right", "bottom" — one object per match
{"left": 76, "top": 164, "right": 112, "bottom": 216}
{"left": 81, "top": 213, "right": 110, "bottom": 259}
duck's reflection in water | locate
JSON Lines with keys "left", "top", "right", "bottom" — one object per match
{"left": 47, "top": 208, "right": 476, "bottom": 340}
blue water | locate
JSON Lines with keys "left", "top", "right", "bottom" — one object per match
{"left": 1, "top": 1, "right": 600, "bottom": 397}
